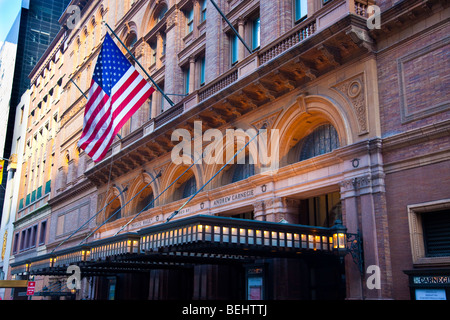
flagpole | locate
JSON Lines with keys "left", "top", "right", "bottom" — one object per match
{"left": 166, "top": 124, "right": 266, "bottom": 223}
{"left": 69, "top": 77, "right": 88, "bottom": 100}
{"left": 50, "top": 186, "right": 128, "bottom": 254}
{"left": 209, "top": 0, "right": 253, "bottom": 54}
{"left": 114, "top": 151, "right": 204, "bottom": 236}
{"left": 102, "top": 22, "right": 175, "bottom": 107}
{"left": 79, "top": 171, "right": 161, "bottom": 245}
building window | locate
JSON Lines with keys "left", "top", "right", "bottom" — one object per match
{"left": 186, "top": 8, "right": 194, "bottom": 34}
{"left": 20, "top": 106, "right": 24, "bottom": 124}
{"left": 200, "top": 0, "right": 207, "bottom": 23}
{"left": 159, "top": 82, "right": 165, "bottom": 113}
{"left": 20, "top": 230, "right": 26, "bottom": 251}
{"left": 156, "top": 5, "right": 168, "bottom": 22}
{"left": 30, "top": 225, "right": 38, "bottom": 248}
{"left": 184, "top": 67, "right": 190, "bottom": 95}
{"left": 232, "top": 154, "right": 255, "bottom": 183}
{"left": 299, "top": 124, "right": 340, "bottom": 161}
{"left": 26, "top": 228, "right": 32, "bottom": 250}
{"left": 150, "top": 41, "right": 157, "bottom": 65}
{"left": 182, "top": 176, "right": 197, "bottom": 199}
{"left": 252, "top": 16, "right": 260, "bottom": 50}
{"left": 294, "top": 0, "right": 308, "bottom": 22}
{"left": 161, "top": 33, "right": 167, "bottom": 56}
{"left": 422, "top": 210, "right": 450, "bottom": 257}
{"left": 126, "top": 33, "right": 137, "bottom": 48}
{"left": 231, "top": 33, "right": 239, "bottom": 65}
{"left": 199, "top": 56, "right": 206, "bottom": 86}
{"left": 39, "top": 221, "right": 47, "bottom": 245}
{"left": 408, "top": 200, "right": 450, "bottom": 266}
{"left": 45, "top": 179, "right": 52, "bottom": 195}
{"left": 107, "top": 198, "right": 122, "bottom": 222}
{"left": 136, "top": 191, "right": 154, "bottom": 213}
{"left": 13, "top": 233, "right": 19, "bottom": 254}
{"left": 148, "top": 98, "right": 153, "bottom": 120}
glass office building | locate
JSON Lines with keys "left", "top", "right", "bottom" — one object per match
{"left": 6, "top": 0, "right": 71, "bottom": 158}
{"left": 0, "top": 0, "right": 71, "bottom": 248}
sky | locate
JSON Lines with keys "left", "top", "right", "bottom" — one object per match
{"left": 0, "top": 0, "right": 22, "bottom": 43}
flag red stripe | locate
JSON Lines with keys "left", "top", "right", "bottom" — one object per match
{"left": 111, "top": 70, "right": 139, "bottom": 102}
{"left": 83, "top": 80, "right": 98, "bottom": 115}
{"left": 84, "top": 80, "right": 152, "bottom": 159}
{"left": 79, "top": 104, "right": 111, "bottom": 151}
{"left": 79, "top": 71, "right": 140, "bottom": 151}
{"left": 94, "top": 86, "right": 155, "bottom": 161}
{"left": 89, "top": 81, "right": 152, "bottom": 159}
{"left": 111, "top": 78, "right": 147, "bottom": 119}
{"left": 79, "top": 89, "right": 109, "bottom": 142}
{"left": 113, "top": 83, "right": 154, "bottom": 135}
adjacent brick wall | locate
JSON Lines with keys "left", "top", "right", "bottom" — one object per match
{"left": 377, "top": 20, "right": 450, "bottom": 138}
{"left": 384, "top": 160, "right": 450, "bottom": 299}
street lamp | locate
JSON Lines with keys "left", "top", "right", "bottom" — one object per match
{"left": 331, "top": 219, "right": 364, "bottom": 274}
{"left": 71, "top": 288, "right": 78, "bottom": 300}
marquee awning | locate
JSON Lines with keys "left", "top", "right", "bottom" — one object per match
{"left": 10, "top": 215, "right": 337, "bottom": 276}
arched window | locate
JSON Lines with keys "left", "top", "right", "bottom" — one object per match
{"left": 107, "top": 198, "right": 122, "bottom": 222}
{"left": 232, "top": 154, "right": 255, "bottom": 183}
{"left": 182, "top": 176, "right": 197, "bottom": 199}
{"left": 156, "top": 5, "right": 168, "bottom": 22}
{"left": 126, "top": 33, "right": 137, "bottom": 48}
{"left": 299, "top": 124, "right": 340, "bottom": 161}
{"left": 136, "top": 191, "right": 154, "bottom": 213}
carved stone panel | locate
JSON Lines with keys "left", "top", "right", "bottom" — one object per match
{"left": 251, "top": 110, "right": 281, "bottom": 131}
{"left": 166, "top": 9, "right": 178, "bottom": 31}
{"left": 332, "top": 73, "right": 368, "bottom": 135}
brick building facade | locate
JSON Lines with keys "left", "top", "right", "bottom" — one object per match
{"left": 3, "top": 0, "right": 450, "bottom": 301}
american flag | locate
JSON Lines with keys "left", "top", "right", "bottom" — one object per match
{"left": 78, "top": 33, "right": 155, "bottom": 162}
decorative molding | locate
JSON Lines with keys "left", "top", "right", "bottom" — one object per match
{"left": 134, "top": 39, "right": 148, "bottom": 59}
{"left": 282, "top": 197, "right": 300, "bottom": 208}
{"left": 296, "top": 93, "right": 308, "bottom": 114}
{"left": 340, "top": 175, "right": 371, "bottom": 191}
{"left": 253, "top": 200, "right": 264, "bottom": 211}
{"left": 251, "top": 110, "right": 281, "bottom": 131}
{"left": 166, "top": 8, "right": 179, "bottom": 31}
{"left": 345, "top": 26, "right": 375, "bottom": 52}
{"left": 332, "top": 73, "right": 368, "bottom": 135}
